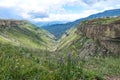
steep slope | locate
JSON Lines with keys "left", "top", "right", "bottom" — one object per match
{"left": 42, "top": 22, "right": 74, "bottom": 39}
{"left": 0, "top": 19, "right": 55, "bottom": 50}
{"left": 77, "top": 17, "right": 120, "bottom": 55}
{"left": 53, "top": 17, "right": 120, "bottom": 79}
{"left": 56, "top": 17, "right": 120, "bottom": 56}
{"left": 42, "top": 8, "right": 120, "bottom": 39}
{"left": 56, "top": 27, "right": 79, "bottom": 51}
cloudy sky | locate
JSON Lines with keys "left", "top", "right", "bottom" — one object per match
{"left": 0, "top": 0, "right": 120, "bottom": 22}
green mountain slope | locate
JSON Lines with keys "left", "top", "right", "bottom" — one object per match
{"left": 0, "top": 20, "right": 55, "bottom": 50}
{"left": 56, "top": 27, "right": 79, "bottom": 51}
{"left": 52, "top": 17, "right": 120, "bottom": 80}
{"left": 56, "top": 17, "right": 120, "bottom": 55}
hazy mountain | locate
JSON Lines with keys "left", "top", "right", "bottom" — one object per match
{"left": 75, "top": 8, "right": 120, "bottom": 23}
{"left": 34, "top": 21, "right": 67, "bottom": 27}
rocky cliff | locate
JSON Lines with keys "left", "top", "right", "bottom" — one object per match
{"left": 77, "top": 17, "right": 120, "bottom": 55}
{"left": 0, "top": 19, "right": 25, "bottom": 29}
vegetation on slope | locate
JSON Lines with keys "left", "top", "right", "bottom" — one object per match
{"left": 42, "top": 23, "right": 75, "bottom": 39}
{"left": 54, "top": 17, "right": 120, "bottom": 79}
{"left": 80, "top": 17, "right": 120, "bottom": 25}
{"left": 56, "top": 27, "right": 80, "bottom": 51}
{"left": 0, "top": 20, "right": 55, "bottom": 50}
{"left": 0, "top": 43, "right": 120, "bottom": 80}
{"left": 78, "top": 17, "right": 120, "bottom": 54}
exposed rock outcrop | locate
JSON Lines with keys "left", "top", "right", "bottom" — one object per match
{"left": 0, "top": 20, "right": 25, "bottom": 29}
{"left": 77, "top": 17, "right": 120, "bottom": 55}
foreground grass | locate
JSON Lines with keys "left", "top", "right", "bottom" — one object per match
{"left": 0, "top": 43, "right": 120, "bottom": 80}
{"left": 84, "top": 56, "right": 120, "bottom": 79}
{"left": 0, "top": 43, "right": 51, "bottom": 80}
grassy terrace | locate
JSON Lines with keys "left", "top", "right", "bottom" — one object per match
{"left": 81, "top": 17, "right": 120, "bottom": 25}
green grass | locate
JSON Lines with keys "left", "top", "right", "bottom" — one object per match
{"left": 81, "top": 17, "right": 120, "bottom": 25}
{"left": 0, "top": 21, "right": 55, "bottom": 50}
{"left": 84, "top": 56, "right": 120, "bottom": 79}
{"left": 0, "top": 43, "right": 49, "bottom": 80}
{"left": 56, "top": 27, "right": 80, "bottom": 51}
{"left": 0, "top": 43, "right": 120, "bottom": 80}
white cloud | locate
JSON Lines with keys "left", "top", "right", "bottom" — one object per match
{"left": 33, "top": 14, "right": 83, "bottom": 22}
{"left": 0, "top": 0, "right": 120, "bottom": 22}
{"left": 32, "top": 10, "right": 99, "bottom": 22}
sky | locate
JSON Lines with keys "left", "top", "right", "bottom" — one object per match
{"left": 0, "top": 0, "right": 120, "bottom": 22}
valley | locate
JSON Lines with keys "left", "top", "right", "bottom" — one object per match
{"left": 0, "top": 0, "right": 120, "bottom": 79}
{"left": 0, "top": 15, "right": 120, "bottom": 80}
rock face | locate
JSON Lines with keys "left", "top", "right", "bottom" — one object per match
{"left": 77, "top": 17, "right": 120, "bottom": 55}
{"left": 0, "top": 20, "right": 25, "bottom": 29}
